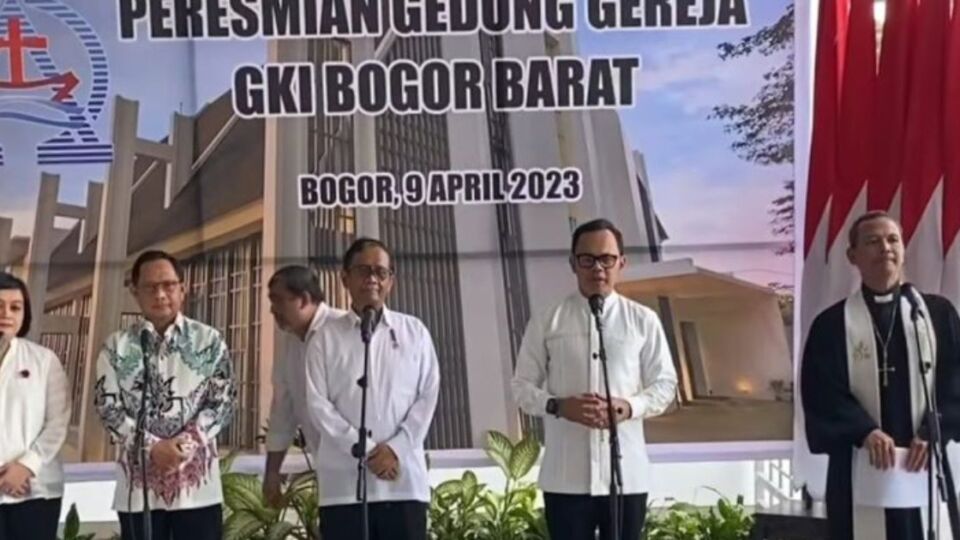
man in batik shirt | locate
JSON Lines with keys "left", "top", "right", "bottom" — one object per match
{"left": 94, "top": 250, "right": 236, "bottom": 540}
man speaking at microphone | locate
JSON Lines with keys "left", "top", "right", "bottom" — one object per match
{"left": 512, "top": 218, "right": 677, "bottom": 540}
{"left": 801, "top": 211, "right": 960, "bottom": 540}
{"left": 305, "top": 238, "right": 440, "bottom": 540}
{"left": 94, "top": 250, "right": 236, "bottom": 540}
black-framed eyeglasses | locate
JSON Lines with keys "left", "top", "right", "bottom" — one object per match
{"left": 573, "top": 253, "right": 620, "bottom": 270}
{"left": 348, "top": 265, "right": 394, "bottom": 281}
{"left": 135, "top": 280, "right": 182, "bottom": 294}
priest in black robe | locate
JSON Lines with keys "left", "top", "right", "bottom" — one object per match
{"left": 801, "top": 211, "right": 960, "bottom": 540}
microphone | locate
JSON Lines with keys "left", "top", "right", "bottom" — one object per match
{"left": 902, "top": 283, "right": 932, "bottom": 373}
{"left": 139, "top": 328, "right": 152, "bottom": 356}
{"left": 588, "top": 294, "right": 604, "bottom": 317}
{"left": 901, "top": 283, "right": 922, "bottom": 320}
{"left": 138, "top": 328, "right": 152, "bottom": 408}
{"left": 134, "top": 327, "right": 154, "bottom": 537}
{"left": 360, "top": 305, "right": 378, "bottom": 343}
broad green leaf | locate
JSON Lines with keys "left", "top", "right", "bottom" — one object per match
{"left": 485, "top": 431, "right": 513, "bottom": 475}
{"left": 64, "top": 503, "right": 80, "bottom": 539}
{"left": 435, "top": 479, "right": 463, "bottom": 497}
{"left": 219, "top": 451, "right": 238, "bottom": 475}
{"left": 222, "top": 473, "right": 280, "bottom": 523}
{"left": 223, "top": 510, "right": 265, "bottom": 540}
{"left": 284, "top": 472, "right": 318, "bottom": 507}
{"left": 508, "top": 436, "right": 540, "bottom": 480}
{"left": 265, "top": 521, "right": 298, "bottom": 540}
{"left": 462, "top": 470, "right": 478, "bottom": 492}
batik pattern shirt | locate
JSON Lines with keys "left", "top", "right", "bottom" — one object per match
{"left": 94, "top": 313, "right": 236, "bottom": 511}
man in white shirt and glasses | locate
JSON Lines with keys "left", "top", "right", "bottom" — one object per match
{"left": 306, "top": 238, "right": 440, "bottom": 540}
{"left": 263, "top": 265, "right": 344, "bottom": 508}
{"left": 512, "top": 218, "right": 678, "bottom": 540}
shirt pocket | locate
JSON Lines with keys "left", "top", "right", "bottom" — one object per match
{"left": 544, "top": 333, "right": 587, "bottom": 395}
{"left": 384, "top": 347, "right": 421, "bottom": 404}
{"left": 601, "top": 333, "right": 643, "bottom": 396}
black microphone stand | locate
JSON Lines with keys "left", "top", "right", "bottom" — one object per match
{"left": 136, "top": 331, "right": 153, "bottom": 540}
{"left": 590, "top": 300, "right": 623, "bottom": 540}
{"left": 351, "top": 308, "right": 375, "bottom": 540}
{"left": 905, "top": 288, "right": 960, "bottom": 540}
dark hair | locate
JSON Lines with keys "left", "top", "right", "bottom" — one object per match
{"left": 571, "top": 219, "right": 624, "bottom": 255}
{"left": 342, "top": 238, "right": 394, "bottom": 271}
{"left": 131, "top": 250, "right": 184, "bottom": 286}
{"left": 0, "top": 272, "right": 32, "bottom": 337}
{"left": 848, "top": 210, "right": 901, "bottom": 247}
{"left": 269, "top": 265, "right": 326, "bottom": 304}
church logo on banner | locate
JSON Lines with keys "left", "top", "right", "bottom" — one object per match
{"left": 0, "top": 0, "right": 112, "bottom": 167}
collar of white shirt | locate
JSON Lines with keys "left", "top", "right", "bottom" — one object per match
{"left": 577, "top": 291, "right": 620, "bottom": 314}
{"left": 139, "top": 312, "right": 186, "bottom": 341}
{"left": 304, "top": 304, "right": 334, "bottom": 341}
{"left": 344, "top": 306, "right": 396, "bottom": 330}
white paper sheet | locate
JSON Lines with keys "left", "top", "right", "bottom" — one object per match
{"left": 852, "top": 447, "right": 930, "bottom": 508}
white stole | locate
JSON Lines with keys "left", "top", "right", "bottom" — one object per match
{"left": 844, "top": 287, "right": 937, "bottom": 539}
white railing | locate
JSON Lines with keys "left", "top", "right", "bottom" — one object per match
{"left": 755, "top": 457, "right": 803, "bottom": 507}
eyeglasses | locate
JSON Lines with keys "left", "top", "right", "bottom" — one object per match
{"left": 348, "top": 265, "right": 394, "bottom": 281}
{"left": 573, "top": 253, "right": 621, "bottom": 270}
{"left": 136, "top": 280, "right": 182, "bottom": 294}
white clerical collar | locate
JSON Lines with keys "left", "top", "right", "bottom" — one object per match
{"left": 864, "top": 284, "right": 900, "bottom": 304}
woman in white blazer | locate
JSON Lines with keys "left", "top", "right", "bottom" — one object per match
{"left": 0, "top": 272, "right": 71, "bottom": 540}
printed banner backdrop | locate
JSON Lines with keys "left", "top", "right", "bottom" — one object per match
{"left": 0, "top": 0, "right": 795, "bottom": 464}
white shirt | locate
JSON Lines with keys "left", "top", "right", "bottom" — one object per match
{"left": 266, "top": 304, "right": 344, "bottom": 454}
{"left": 512, "top": 292, "right": 678, "bottom": 495}
{"left": 94, "top": 314, "right": 236, "bottom": 512}
{"left": 306, "top": 307, "right": 440, "bottom": 507}
{"left": 0, "top": 338, "right": 71, "bottom": 504}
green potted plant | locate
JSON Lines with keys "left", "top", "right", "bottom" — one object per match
{"left": 59, "top": 503, "right": 95, "bottom": 540}
{"left": 429, "top": 430, "right": 546, "bottom": 540}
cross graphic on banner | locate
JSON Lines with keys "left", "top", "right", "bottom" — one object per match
{"left": 0, "top": 16, "right": 78, "bottom": 100}
{"left": 0, "top": 17, "right": 46, "bottom": 84}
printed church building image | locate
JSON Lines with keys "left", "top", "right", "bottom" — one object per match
{"left": 0, "top": 30, "right": 793, "bottom": 462}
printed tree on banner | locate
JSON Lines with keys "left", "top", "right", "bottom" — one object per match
{"left": 710, "top": 2, "right": 796, "bottom": 255}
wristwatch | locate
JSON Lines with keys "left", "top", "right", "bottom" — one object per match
{"left": 545, "top": 397, "right": 560, "bottom": 417}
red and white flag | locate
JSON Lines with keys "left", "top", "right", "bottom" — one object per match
{"left": 794, "top": 0, "right": 851, "bottom": 497}
{"left": 871, "top": 0, "right": 915, "bottom": 215}
{"left": 900, "top": 0, "right": 948, "bottom": 291}
{"left": 942, "top": 0, "right": 960, "bottom": 305}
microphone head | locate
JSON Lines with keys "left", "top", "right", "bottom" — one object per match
{"left": 360, "top": 305, "right": 379, "bottom": 342}
{"left": 901, "top": 282, "right": 919, "bottom": 301}
{"left": 139, "top": 328, "right": 152, "bottom": 352}
{"left": 899, "top": 282, "right": 923, "bottom": 319}
{"left": 588, "top": 294, "right": 604, "bottom": 315}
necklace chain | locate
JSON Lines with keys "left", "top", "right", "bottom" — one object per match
{"left": 872, "top": 297, "right": 899, "bottom": 386}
